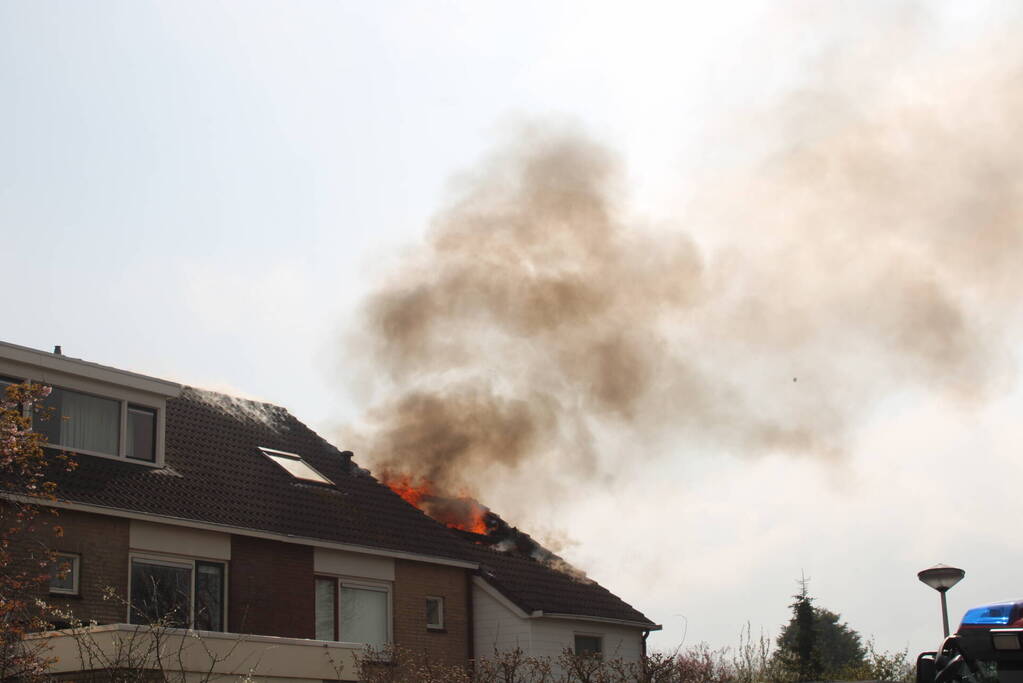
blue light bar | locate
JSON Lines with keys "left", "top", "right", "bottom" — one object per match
{"left": 962, "top": 603, "right": 1017, "bottom": 626}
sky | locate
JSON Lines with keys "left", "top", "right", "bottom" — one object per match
{"left": 4, "top": 0, "right": 1023, "bottom": 659}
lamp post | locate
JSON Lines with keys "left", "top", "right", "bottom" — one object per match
{"left": 918, "top": 564, "right": 966, "bottom": 638}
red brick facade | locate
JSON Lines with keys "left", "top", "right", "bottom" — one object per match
{"left": 13, "top": 508, "right": 131, "bottom": 626}
{"left": 228, "top": 534, "right": 315, "bottom": 638}
{"left": 392, "top": 559, "right": 470, "bottom": 667}
{"left": 10, "top": 505, "right": 474, "bottom": 662}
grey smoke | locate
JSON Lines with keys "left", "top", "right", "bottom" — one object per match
{"left": 345, "top": 19, "right": 1023, "bottom": 505}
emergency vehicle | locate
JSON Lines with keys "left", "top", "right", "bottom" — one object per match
{"left": 918, "top": 600, "right": 1023, "bottom": 683}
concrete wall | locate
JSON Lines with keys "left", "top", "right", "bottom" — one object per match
{"left": 32, "top": 624, "right": 362, "bottom": 682}
{"left": 392, "top": 559, "right": 470, "bottom": 667}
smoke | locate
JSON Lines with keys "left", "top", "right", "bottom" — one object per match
{"left": 191, "top": 388, "right": 288, "bottom": 431}
{"left": 345, "top": 14, "right": 1023, "bottom": 511}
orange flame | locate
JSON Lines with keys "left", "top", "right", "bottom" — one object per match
{"left": 384, "top": 474, "right": 489, "bottom": 534}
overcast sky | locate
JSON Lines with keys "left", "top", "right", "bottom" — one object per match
{"left": 4, "top": 0, "right": 1023, "bottom": 658}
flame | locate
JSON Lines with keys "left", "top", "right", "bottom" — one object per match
{"left": 384, "top": 473, "right": 489, "bottom": 534}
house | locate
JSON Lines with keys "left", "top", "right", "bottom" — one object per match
{"left": 1, "top": 340, "right": 659, "bottom": 680}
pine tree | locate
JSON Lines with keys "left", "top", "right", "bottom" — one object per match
{"left": 775, "top": 574, "right": 823, "bottom": 681}
{"left": 773, "top": 574, "right": 867, "bottom": 681}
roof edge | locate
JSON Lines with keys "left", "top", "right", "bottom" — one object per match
{"left": 531, "top": 611, "right": 662, "bottom": 630}
{"left": 471, "top": 575, "right": 532, "bottom": 618}
{"left": 8, "top": 495, "right": 478, "bottom": 570}
{"left": 0, "top": 341, "right": 181, "bottom": 397}
{"left": 472, "top": 575, "right": 658, "bottom": 629}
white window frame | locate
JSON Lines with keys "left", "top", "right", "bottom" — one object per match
{"left": 425, "top": 595, "right": 444, "bottom": 630}
{"left": 258, "top": 447, "right": 334, "bottom": 485}
{"left": 321, "top": 575, "right": 393, "bottom": 647}
{"left": 11, "top": 374, "right": 167, "bottom": 467}
{"left": 49, "top": 552, "right": 80, "bottom": 596}
{"left": 127, "top": 553, "right": 228, "bottom": 631}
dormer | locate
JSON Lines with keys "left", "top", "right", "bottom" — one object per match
{"left": 0, "top": 341, "right": 181, "bottom": 467}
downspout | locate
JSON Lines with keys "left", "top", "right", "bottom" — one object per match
{"left": 642, "top": 629, "right": 650, "bottom": 659}
{"left": 466, "top": 569, "right": 475, "bottom": 666}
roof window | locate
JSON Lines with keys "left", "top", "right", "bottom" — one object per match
{"left": 258, "top": 447, "right": 333, "bottom": 485}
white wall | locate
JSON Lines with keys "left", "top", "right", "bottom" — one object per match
{"left": 130, "top": 520, "right": 231, "bottom": 560}
{"left": 529, "top": 618, "right": 644, "bottom": 662}
{"left": 473, "top": 581, "right": 533, "bottom": 656}
{"left": 472, "top": 580, "right": 646, "bottom": 664}
{"left": 314, "top": 547, "right": 394, "bottom": 581}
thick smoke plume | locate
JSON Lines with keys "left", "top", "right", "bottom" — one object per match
{"left": 347, "top": 23, "right": 1023, "bottom": 512}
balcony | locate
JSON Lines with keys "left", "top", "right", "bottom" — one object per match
{"left": 27, "top": 623, "right": 365, "bottom": 681}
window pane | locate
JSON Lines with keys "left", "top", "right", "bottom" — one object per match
{"left": 316, "top": 578, "right": 337, "bottom": 641}
{"left": 130, "top": 560, "right": 191, "bottom": 628}
{"left": 426, "top": 597, "right": 442, "bottom": 628}
{"left": 575, "top": 635, "right": 602, "bottom": 655}
{"left": 194, "top": 562, "right": 224, "bottom": 632}
{"left": 261, "top": 449, "right": 333, "bottom": 484}
{"left": 127, "top": 406, "right": 156, "bottom": 461}
{"left": 50, "top": 555, "right": 78, "bottom": 594}
{"left": 37, "top": 387, "right": 119, "bottom": 456}
{"left": 341, "top": 586, "right": 388, "bottom": 648}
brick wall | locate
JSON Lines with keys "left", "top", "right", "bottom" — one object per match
{"left": 228, "top": 534, "right": 314, "bottom": 638}
{"left": 392, "top": 559, "right": 469, "bottom": 667}
{"left": 10, "top": 507, "right": 131, "bottom": 625}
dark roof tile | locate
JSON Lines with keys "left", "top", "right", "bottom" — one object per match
{"left": 47, "top": 386, "right": 655, "bottom": 626}
{"left": 50, "top": 388, "right": 472, "bottom": 561}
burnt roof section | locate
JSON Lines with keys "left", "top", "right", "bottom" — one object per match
{"left": 465, "top": 543, "right": 657, "bottom": 627}
{"left": 46, "top": 387, "right": 473, "bottom": 562}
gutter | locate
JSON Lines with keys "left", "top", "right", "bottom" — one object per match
{"left": 529, "top": 611, "right": 662, "bottom": 630}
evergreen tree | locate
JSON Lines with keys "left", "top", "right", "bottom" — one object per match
{"left": 773, "top": 575, "right": 867, "bottom": 681}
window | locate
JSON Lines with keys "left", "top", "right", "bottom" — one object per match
{"left": 315, "top": 576, "right": 338, "bottom": 641}
{"left": 36, "top": 386, "right": 120, "bottom": 456}
{"left": 341, "top": 584, "right": 389, "bottom": 648}
{"left": 127, "top": 406, "right": 156, "bottom": 462}
{"left": 32, "top": 385, "right": 158, "bottom": 462}
{"left": 258, "top": 447, "right": 333, "bottom": 485}
{"left": 49, "top": 553, "right": 80, "bottom": 595}
{"left": 129, "top": 557, "right": 225, "bottom": 631}
{"left": 314, "top": 577, "right": 390, "bottom": 648}
{"left": 195, "top": 561, "right": 225, "bottom": 631}
{"left": 0, "top": 376, "right": 24, "bottom": 416}
{"left": 574, "top": 634, "right": 603, "bottom": 656}
{"left": 426, "top": 596, "right": 444, "bottom": 630}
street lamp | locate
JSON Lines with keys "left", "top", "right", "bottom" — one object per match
{"left": 918, "top": 564, "right": 966, "bottom": 638}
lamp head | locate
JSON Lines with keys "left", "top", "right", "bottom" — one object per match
{"left": 918, "top": 564, "right": 966, "bottom": 592}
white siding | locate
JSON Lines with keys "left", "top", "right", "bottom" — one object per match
{"left": 472, "top": 582, "right": 533, "bottom": 656}
{"left": 529, "top": 618, "right": 644, "bottom": 662}
{"left": 130, "top": 520, "right": 230, "bottom": 560}
{"left": 471, "top": 580, "right": 646, "bottom": 664}
{"left": 313, "top": 548, "right": 394, "bottom": 581}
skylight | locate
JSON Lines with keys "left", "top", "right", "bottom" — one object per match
{"left": 258, "top": 447, "right": 333, "bottom": 485}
